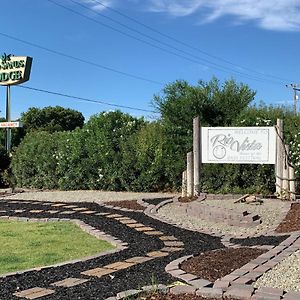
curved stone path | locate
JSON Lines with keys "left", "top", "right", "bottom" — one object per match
{"left": 0, "top": 197, "right": 299, "bottom": 300}
{"left": 0, "top": 198, "right": 222, "bottom": 300}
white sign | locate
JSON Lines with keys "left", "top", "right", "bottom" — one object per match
{"left": 0, "top": 55, "right": 32, "bottom": 86}
{"left": 201, "top": 127, "right": 276, "bottom": 164}
{"left": 0, "top": 121, "right": 23, "bottom": 128}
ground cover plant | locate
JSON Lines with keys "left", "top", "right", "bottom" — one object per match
{"left": 0, "top": 220, "right": 115, "bottom": 275}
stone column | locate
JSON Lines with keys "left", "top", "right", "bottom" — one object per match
{"left": 187, "top": 152, "right": 194, "bottom": 197}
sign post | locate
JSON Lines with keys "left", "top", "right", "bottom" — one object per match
{"left": 6, "top": 85, "right": 11, "bottom": 151}
{"left": 0, "top": 53, "right": 32, "bottom": 152}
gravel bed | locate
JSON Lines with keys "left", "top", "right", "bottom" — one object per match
{"left": 158, "top": 198, "right": 289, "bottom": 236}
{"left": 0, "top": 200, "right": 223, "bottom": 300}
{"left": 254, "top": 250, "right": 300, "bottom": 292}
{"left": 180, "top": 248, "right": 266, "bottom": 282}
{"left": 2, "top": 190, "right": 176, "bottom": 203}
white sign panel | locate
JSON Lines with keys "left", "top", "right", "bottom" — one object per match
{"left": 0, "top": 55, "right": 32, "bottom": 86}
{"left": 0, "top": 121, "right": 23, "bottom": 128}
{"left": 201, "top": 127, "right": 276, "bottom": 164}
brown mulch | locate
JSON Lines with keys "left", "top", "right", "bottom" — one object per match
{"left": 180, "top": 248, "right": 267, "bottom": 282}
{"left": 178, "top": 196, "right": 198, "bottom": 203}
{"left": 104, "top": 200, "right": 145, "bottom": 210}
{"left": 275, "top": 203, "right": 300, "bottom": 233}
{"left": 137, "top": 293, "right": 237, "bottom": 300}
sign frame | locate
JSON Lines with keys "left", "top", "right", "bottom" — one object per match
{"left": 0, "top": 54, "right": 32, "bottom": 86}
{"left": 201, "top": 126, "right": 276, "bottom": 164}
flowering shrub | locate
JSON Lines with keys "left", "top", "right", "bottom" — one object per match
{"left": 10, "top": 104, "right": 300, "bottom": 193}
{"left": 11, "top": 131, "right": 60, "bottom": 189}
{"left": 11, "top": 111, "right": 146, "bottom": 190}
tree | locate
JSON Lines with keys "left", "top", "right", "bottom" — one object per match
{"left": 153, "top": 77, "right": 255, "bottom": 128}
{"left": 152, "top": 78, "right": 256, "bottom": 189}
{"left": 20, "top": 106, "right": 85, "bottom": 134}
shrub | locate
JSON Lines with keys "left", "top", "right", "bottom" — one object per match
{"left": 0, "top": 146, "right": 10, "bottom": 187}
{"left": 11, "top": 131, "right": 59, "bottom": 189}
{"left": 120, "top": 122, "right": 168, "bottom": 191}
{"left": 11, "top": 111, "right": 145, "bottom": 191}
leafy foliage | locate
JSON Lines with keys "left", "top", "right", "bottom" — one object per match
{"left": 153, "top": 78, "right": 256, "bottom": 189}
{"left": 10, "top": 79, "right": 300, "bottom": 194}
{"left": 11, "top": 131, "right": 59, "bottom": 189}
{"left": 12, "top": 111, "right": 146, "bottom": 190}
{"left": 20, "top": 106, "right": 84, "bottom": 133}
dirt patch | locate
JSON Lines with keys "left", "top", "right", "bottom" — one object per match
{"left": 275, "top": 203, "right": 300, "bottom": 233}
{"left": 178, "top": 196, "right": 198, "bottom": 203}
{"left": 181, "top": 247, "right": 267, "bottom": 282}
{"left": 104, "top": 200, "right": 145, "bottom": 210}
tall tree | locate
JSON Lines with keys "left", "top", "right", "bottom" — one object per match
{"left": 21, "top": 106, "right": 85, "bottom": 133}
{"left": 152, "top": 78, "right": 256, "bottom": 189}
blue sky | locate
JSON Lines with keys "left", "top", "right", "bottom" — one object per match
{"left": 1, "top": 0, "right": 299, "bottom": 121}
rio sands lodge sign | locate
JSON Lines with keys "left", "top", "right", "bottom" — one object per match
{"left": 201, "top": 127, "right": 276, "bottom": 164}
{"left": 0, "top": 53, "right": 33, "bottom": 152}
{"left": 0, "top": 54, "right": 32, "bottom": 86}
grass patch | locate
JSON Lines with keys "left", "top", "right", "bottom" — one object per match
{"left": 0, "top": 220, "right": 115, "bottom": 274}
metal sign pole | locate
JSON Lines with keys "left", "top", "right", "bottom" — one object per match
{"left": 5, "top": 84, "right": 11, "bottom": 153}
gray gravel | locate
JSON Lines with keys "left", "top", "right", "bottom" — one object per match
{"left": 2, "top": 190, "right": 176, "bottom": 203}
{"left": 254, "top": 250, "right": 300, "bottom": 292}
{"left": 158, "top": 198, "right": 290, "bottom": 236}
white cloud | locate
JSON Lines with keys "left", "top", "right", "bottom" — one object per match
{"left": 146, "top": 0, "right": 300, "bottom": 31}
{"left": 148, "top": 0, "right": 204, "bottom": 16}
{"left": 81, "top": 0, "right": 115, "bottom": 11}
{"left": 78, "top": 0, "right": 300, "bottom": 31}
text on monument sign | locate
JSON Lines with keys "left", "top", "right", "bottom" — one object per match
{"left": 0, "top": 54, "right": 32, "bottom": 86}
{"left": 201, "top": 127, "right": 276, "bottom": 164}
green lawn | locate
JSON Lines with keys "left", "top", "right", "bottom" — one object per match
{"left": 0, "top": 220, "right": 115, "bottom": 274}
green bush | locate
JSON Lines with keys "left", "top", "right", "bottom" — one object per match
{"left": 10, "top": 82, "right": 300, "bottom": 194}
{"left": 11, "top": 131, "right": 59, "bottom": 189}
{"left": 153, "top": 78, "right": 256, "bottom": 190}
{"left": 81, "top": 111, "right": 145, "bottom": 190}
{"left": 0, "top": 146, "right": 10, "bottom": 187}
{"left": 120, "top": 122, "right": 168, "bottom": 191}
{"left": 11, "top": 111, "right": 145, "bottom": 190}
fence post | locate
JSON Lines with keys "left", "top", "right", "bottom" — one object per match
{"left": 289, "top": 166, "right": 296, "bottom": 201}
{"left": 282, "top": 144, "right": 290, "bottom": 199}
{"left": 276, "top": 119, "right": 283, "bottom": 197}
{"left": 187, "top": 152, "right": 194, "bottom": 197}
{"left": 193, "top": 116, "right": 201, "bottom": 196}
{"left": 181, "top": 171, "right": 187, "bottom": 198}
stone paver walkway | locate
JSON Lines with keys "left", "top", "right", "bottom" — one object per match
{"left": 0, "top": 196, "right": 298, "bottom": 300}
